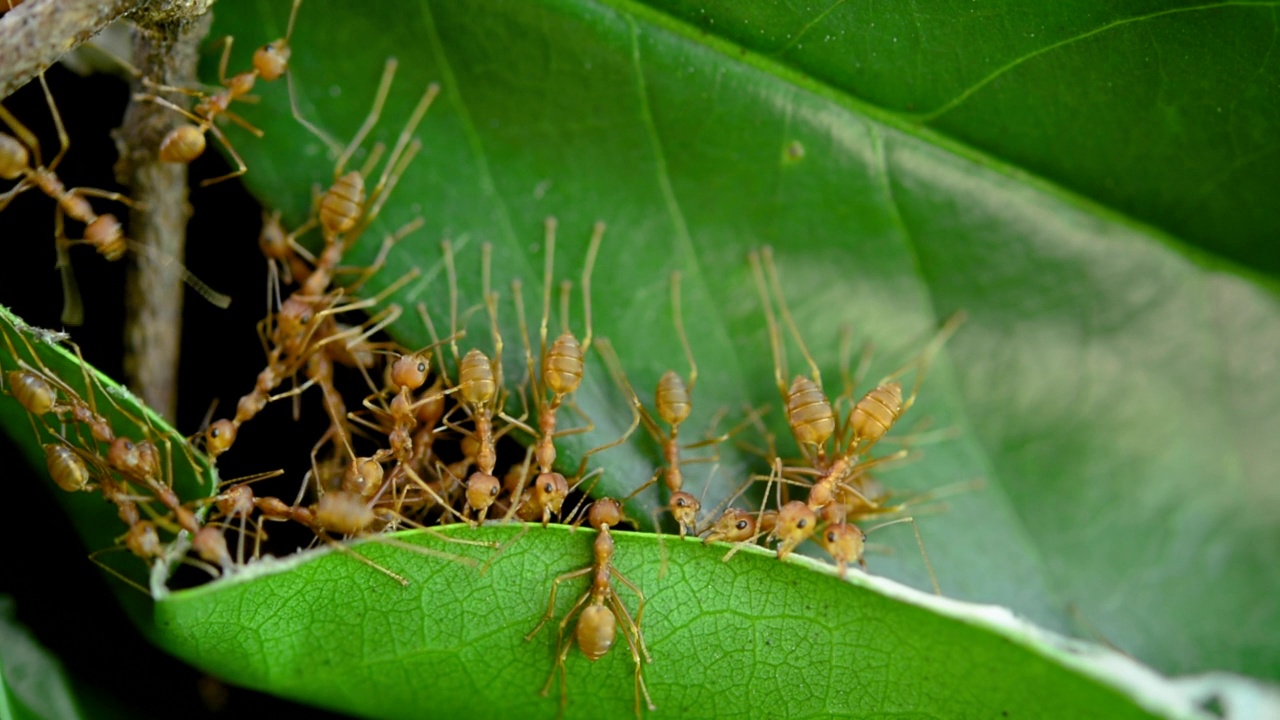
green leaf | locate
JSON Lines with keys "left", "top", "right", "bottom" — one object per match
{"left": 0, "top": 305, "right": 216, "bottom": 606}
{"left": 639, "top": 0, "right": 1280, "bottom": 274}
{"left": 123, "top": 0, "right": 1280, "bottom": 714}
{"left": 0, "top": 596, "right": 84, "bottom": 720}
{"left": 154, "top": 524, "right": 1268, "bottom": 720}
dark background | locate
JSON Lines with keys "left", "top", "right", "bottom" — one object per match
{"left": 1, "top": 64, "right": 352, "bottom": 718}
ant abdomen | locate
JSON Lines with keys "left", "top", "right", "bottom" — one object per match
{"left": 654, "top": 370, "right": 690, "bottom": 426}
{"left": 44, "top": 444, "right": 91, "bottom": 492}
{"left": 543, "top": 332, "right": 584, "bottom": 396}
{"left": 850, "top": 382, "right": 904, "bottom": 445}
{"left": 314, "top": 491, "right": 377, "bottom": 536}
{"left": 0, "top": 133, "right": 28, "bottom": 177}
{"left": 458, "top": 349, "right": 496, "bottom": 407}
{"left": 8, "top": 370, "right": 57, "bottom": 415}
{"left": 159, "top": 124, "right": 207, "bottom": 164}
{"left": 786, "top": 375, "right": 835, "bottom": 447}
{"left": 83, "top": 215, "right": 125, "bottom": 261}
{"left": 576, "top": 605, "right": 616, "bottom": 661}
{"left": 319, "top": 170, "right": 365, "bottom": 236}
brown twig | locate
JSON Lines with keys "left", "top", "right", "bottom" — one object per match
{"left": 0, "top": 0, "right": 136, "bottom": 100}
{"left": 113, "top": 8, "right": 212, "bottom": 421}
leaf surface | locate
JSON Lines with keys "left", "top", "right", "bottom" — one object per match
{"left": 156, "top": 525, "right": 1234, "bottom": 720}
{"left": 0, "top": 305, "right": 216, "bottom": 606}
{"left": 89, "top": 0, "right": 1280, "bottom": 714}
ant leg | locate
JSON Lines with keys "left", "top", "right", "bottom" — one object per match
{"left": 863, "top": 515, "right": 941, "bottom": 595}
{"left": 39, "top": 74, "right": 69, "bottom": 170}
{"left": 335, "top": 57, "right": 398, "bottom": 177}
{"left": 525, "top": 568, "right": 592, "bottom": 641}
{"left": 286, "top": 68, "right": 342, "bottom": 156}
{"left": 198, "top": 123, "right": 249, "bottom": 187}
{"left": 219, "top": 109, "right": 266, "bottom": 138}
{"left": 53, "top": 208, "right": 84, "bottom": 326}
{"left": 0, "top": 104, "right": 41, "bottom": 166}
{"left": 749, "top": 249, "right": 788, "bottom": 399}
{"left": 360, "top": 84, "right": 440, "bottom": 231}
{"left": 762, "top": 246, "right": 823, "bottom": 387}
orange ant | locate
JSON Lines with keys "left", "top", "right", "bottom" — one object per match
{"left": 133, "top": 0, "right": 304, "bottom": 186}
{"left": 506, "top": 218, "right": 615, "bottom": 526}
{"left": 205, "top": 59, "right": 438, "bottom": 458}
{"left": 526, "top": 498, "right": 654, "bottom": 719}
{"left": 595, "top": 271, "right": 727, "bottom": 539}
{"left": 258, "top": 206, "right": 318, "bottom": 315}
{"left": 431, "top": 240, "right": 534, "bottom": 525}
{"left": 749, "top": 247, "right": 963, "bottom": 528}
{"left": 0, "top": 75, "right": 230, "bottom": 324}
{"left": 249, "top": 475, "right": 489, "bottom": 586}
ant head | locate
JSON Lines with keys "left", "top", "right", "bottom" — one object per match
{"left": 670, "top": 490, "right": 700, "bottom": 528}
{"left": 391, "top": 352, "right": 430, "bottom": 391}
{"left": 702, "top": 507, "right": 755, "bottom": 545}
{"left": 465, "top": 472, "right": 500, "bottom": 513}
{"left": 533, "top": 472, "right": 569, "bottom": 514}
{"left": 124, "top": 521, "right": 161, "bottom": 559}
{"left": 342, "top": 456, "right": 384, "bottom": 499}
{"left": 216, "top": 483, "right": 254, "bottom": 517}
{"left": 774, "top": 501, "right": 817, "bottom": 560}
{"left": 820, "top": 523, "right": 867, "bottom": 571}
{"left": 258, "top": 210, "right": 287, "bottom": 257}
{"left": 107, "top": 436, "right": 143, "bottom": 478}
{"left": 277, "top": 296, "right": 318, "bottom": 353}
{"left": 193, "top": 526, "right": 230, "bottom": 568}
{"left": 0, "top": 133, "right": 28, "bottom": 179}
{"left": 588, "top": 498, "right": 622, "bottom": 531}
{"left": 254, "top": 39, "right": 292, "bottom": 81}
{"left": 205, "top": 419, "right": 237, "bottom": 457}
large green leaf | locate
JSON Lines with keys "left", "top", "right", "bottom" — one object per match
{"left": 197, "top": 0, "right": 1280, "bottom": 685}
{"left": 641, "top": 0, "right": 1280, "bottom": 274}
{"left": 155, "top": 524, "right": 1269, "bottom": 720}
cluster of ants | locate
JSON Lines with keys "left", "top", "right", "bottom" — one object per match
{"left": 0, "top": 2, "right": 967, "bottom": 717}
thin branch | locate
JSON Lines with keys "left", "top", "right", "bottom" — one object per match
{"left": 0, "top": 0, "right": 137, "bottom": 99}
{"left": 114, "top": 9, "right": 211, "bottom": 421}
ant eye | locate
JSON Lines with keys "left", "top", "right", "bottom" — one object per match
{"left": 300, "top": 312, "right": 311, "bottom": 324}
{"left": 489, "top": 485, "right": 498, "bottom": 496}
{"left": 827, "top": 531, "right": 836, "bottom": 542}
{"left": 736, "top": 520, "right": 748, "bottom": 530}
{"left": 417, "top": 363, "right": 426, "bottom": 373}
{"left": 209, "top": 427, "right": 220, "bottom": 438}
{"left": 797, "top": 518, "right": 808, "bottom": 529}
{"left": 543, "top": 482, "right": 554, "bottom": 492}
